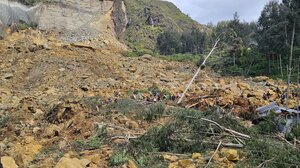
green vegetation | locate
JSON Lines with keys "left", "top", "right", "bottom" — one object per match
{"left": 0, "top": 116, "right": 9, "bottom": 128}
{"left": 15, "top": 0, "right": 43, "bottom": 6}
{"left": 124, "top": 0, "right": 300, "bottom": 80}
{"left": 72, "top": 126, "right": 107, "bottom": 151}
{"left": 109, "top": 107, "right": 299, "bottom": 167}
{"left": 109, "top": 151, "right": 132, "bottom": 166}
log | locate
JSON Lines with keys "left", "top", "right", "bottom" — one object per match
{"left": 177, "top": 38, "right": 220, "bottom": 104}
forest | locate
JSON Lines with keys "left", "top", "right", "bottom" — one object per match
{"left": 156, "top": 0, "right": 300, "bottom": 79}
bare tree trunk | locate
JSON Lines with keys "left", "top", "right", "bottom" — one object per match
{"left": 268, "top": 54, "right": 271, "bottom": 74}
{"left": 233, "top": 53, "right": 236, "bottom": 66}
{"left": 297, "top": 57, "right": 299, "bottom": 123}
{"left": 177, "top": 38, "right": 220, "bottom": 104}
{"left": 286, "top": 21, "right": 296, "bottom": 109}
{"left": 280, "top": 54, "right": 283, "bottom": 77}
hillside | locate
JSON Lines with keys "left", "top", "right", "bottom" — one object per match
{"left": 124, "top": 0, "right": 205, "bottom": 51}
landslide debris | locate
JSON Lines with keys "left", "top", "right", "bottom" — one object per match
{"left": 1, "top": 29, "right": 300, "bottom": 167}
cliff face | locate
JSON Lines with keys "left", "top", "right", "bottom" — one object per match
{"left": 0, "top": 0, "right": 125, "bottom": 42}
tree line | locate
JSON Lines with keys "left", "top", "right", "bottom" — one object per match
{"left": 156, "top": 0, "right": 300, "bottom": 78}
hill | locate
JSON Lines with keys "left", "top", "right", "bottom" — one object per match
{"left": 124, "top": 0, "right": 206, "bottom": 51}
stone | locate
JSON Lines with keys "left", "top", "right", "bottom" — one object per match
{"left": 13, "top": 141, "right": 43, "bottom": 166}
{"left": 45, "top": 124, "right": 61, "bottom": 137}
{"left": 126, "top": 120, "right": 139, "bottom": 129}
{"left": 112, "top": 138, "right": 128, "bottom": 144}
{"left": 191, "top": 153, "right": 201, "bottom": 159}
{"left": 163, "top": 154, "right": 179, "bottom": 162}
{"left": 4, "top": 73, "right": 13, "bottom": 79}
{"left": 237, "top": 82, "right": 250, "bottom": 90}
{"left": 81, "top": 85, "right": 89, "bottom": 91}
{"left": 253, "top": 76, "right": 269, "bottom": 82}
{"left": 80, "top": 159, "right": 91, "bottom": 167}
{"left": 221, "top": 149, "right": 239, "bottom": 161}
{"left": 85, "top": 154, "right": 101, "bottom": 164}
{"left": 178, "top": 159, "right": 194, "bottom": 167}
{"left": 1, "top": 156, "right": 18, "bottom": 168}
{"left": 168, "top": 162, "right": 178, "bottom": 168}
{"left": 54, "top": 157, "right": 83, "bottom": 168}
{"left": 128, "top": 160, "right": 138, "bottom": 168}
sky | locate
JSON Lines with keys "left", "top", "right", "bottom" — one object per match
{"left": 165, "top": 0, "right": 272, "bottom": 25}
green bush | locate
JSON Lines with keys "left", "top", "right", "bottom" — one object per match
{"left": 144, "top": 103, "right": 165, "bottom": 122}
{"left": 0, "top": 116, "right": 9, "bottom": 128}
{"left": 109, "top": 151, "right": 132, "bottom": 166}
{"left": 72, "top": 126, "right": 107, "bottom": 151}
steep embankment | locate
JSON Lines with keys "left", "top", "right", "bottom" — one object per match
{"left": 0, "top": 0, "right": 128, "bottom": 45}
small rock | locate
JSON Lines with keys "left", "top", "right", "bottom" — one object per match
{"left": 163, "top": 154, "right": 179, "bottom": 162}
{"left": 128, "top": 160, "right": 138, "bottom": 168}
{"left": 126, "top": 120, "right": 139, "bottom": 129}
{"left": 32, "top": 127, "right": 42, "bottom": 135}
{"left": 237, "top": 82, "right": 250, "bottom": 90}
{"left": 85, "top": 154, "right": 101, "bottom": 164}
{"left": 81, "top": 85, "right": 89, "bottom": 91}
{"left": 59, "top": 68, "right": 66, "bottom": 72}
{"left": 112, "top": 138, "right": 128, "bottom": 144}
{"left": 178, "top": 159, "right": 195, "bottom": 168}
{"left": 44, "top": 124, "right": 61, "bottom": 138}
{"left": 80, "top": 159, "right": 91, "bottom": 167}
{"left": 1, "top": 156, "right": 18, "bottom": 168}
{"left": 4, "top": 73, "right": 13, "bottom": 79}
{"left": 192, "top": 153, "right": 201, "bottom": 159}
{"left": 221, "top": 149, "right": 239, "bottom": 161}
{"left": 54, "top": 157, "right": 83, "bottom": 168}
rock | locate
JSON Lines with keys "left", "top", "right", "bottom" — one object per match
{"left": 168, "top": 162, "right": 178, "bottom": 168}
{"left": 80, "top": 85, "right": 89, "bottom": 91}
{"left": 13, "top": 141, "right": 43, "bottom": 166}
{"left": 221, "top": 149, "right": 239, "bottom": 161}
{"left": 54, "top": 157, "right": 83, "bottom": 168}
{"left": 219, "top": 79, "right": 226, "bottom": 86}
{"left": 191, "top": 153, "right": 201, "bottom": 159}
{"left": 178, "top": 159, "right": 195, "bottom": 168}
{"left": 80, "top": 159, "right": 91, "bottom": 167}
{"left": 45, "top": 124, "right": 61, "bottom": 137}
{"left": 112, "top": 138, "right": 128, "bottom": 144}
{"left": 163, "top": 154, "right": 179, "bottom": 162}
{"left": 126, "top": 120, "right": 139, "bottom": 129}
{"left": 128, "top": 160, "right": 138, "bottom": 168}
{"left": 4, "top": 73, "right": 13, "bottom": 79}
{"left": 1, "top": 156, "right": 18, "bottom": 168}
{"left": 253, "top": 76, "right": 269, "bottom": 82}
{"left": 59, "top": 68, "right": 66, "bottom": 72}
{"left": 84, "top": 154, "right": 101, "bottom": 164}
{"left": 237, "top": 82, "right": 250, "bottom": 90}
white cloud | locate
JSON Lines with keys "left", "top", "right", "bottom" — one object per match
{"left": 165, "top": 0, "right": 272, "bottom": 24}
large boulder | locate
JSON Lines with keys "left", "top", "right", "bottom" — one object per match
{"left": 1, "top": 156, "right": 18, "bottom": 168}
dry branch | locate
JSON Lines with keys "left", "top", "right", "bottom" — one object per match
{"left": 205, "top": 141, "right": 222, "bottom": 168}
{"left": 200, "top": 118, "right": 251, "bottom": 139}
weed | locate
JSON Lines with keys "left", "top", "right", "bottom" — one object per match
{"left": 109, "top": 151, "right": 132, "bottom": 166}
{"left": 144, "top": 103, "right": 165, "bottom": 122}
{"left": 0, "top": 116, "right": 9, "bottom": 128}
{"left": 72, "top": 126, "right": 107, "bottom": 151}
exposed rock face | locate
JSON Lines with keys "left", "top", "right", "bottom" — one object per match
{"left": 112, "top": 0, "right": 127, "bottom": 39}
{"left": 0, "top": 0, "right": 126, "bottom": 42}
{"left": 0, "top": 0, "right": 41, "bottom": 25}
